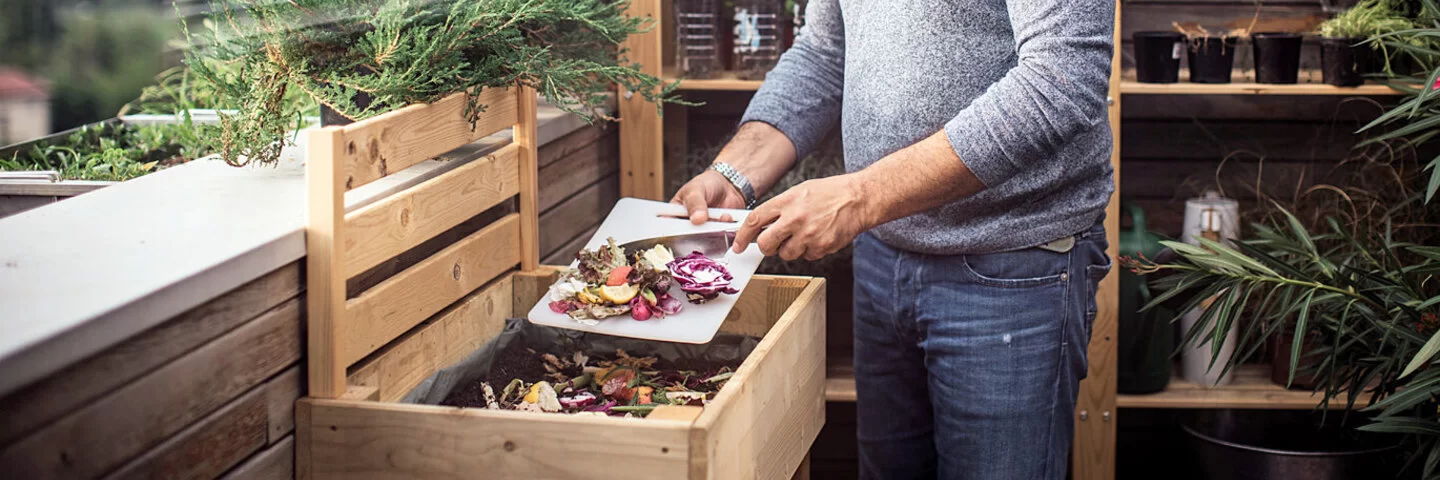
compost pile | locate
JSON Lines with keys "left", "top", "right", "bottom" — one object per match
{"left": 185, "top": 0, "right": 684, "bottom": 167}
{"left": 441, "top": 342, "right": 738, "bottom": 417}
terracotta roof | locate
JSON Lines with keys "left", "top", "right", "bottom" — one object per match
{"left": 0, "top": 69, "right": 49, "bottom": 99}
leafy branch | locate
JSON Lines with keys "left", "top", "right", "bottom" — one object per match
{"left": 183, "top": 0, "right": 687, "bottom": 167}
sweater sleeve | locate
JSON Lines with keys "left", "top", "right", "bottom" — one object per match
{"left": 944, "top": 0, "right": 1114, "bottom": 188}
{"left": 738, "top": 0, "right": 845, "bottom": 159}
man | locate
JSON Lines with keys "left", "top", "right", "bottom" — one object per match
{"left": 671, "top": 1, "right": 1115, "bottom": 478}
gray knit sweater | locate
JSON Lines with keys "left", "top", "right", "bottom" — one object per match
{"left": 740, "top": 0, "right": 1116, "bottom": 255}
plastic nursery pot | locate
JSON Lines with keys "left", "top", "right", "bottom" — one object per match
{"left": 1252, "top": 32, "right": 1304, "bottom": 84}
{"left": 1320, "top": 37, "right": 1368, "bottom": 87}
{"left": 1133, "top": 31, "right": 1184, "bottom": 83}
{"left": 1187, "top": 36, "right": 1238, "bottom": 83}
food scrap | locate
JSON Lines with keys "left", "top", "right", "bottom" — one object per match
{"left": 441, "top": 348, "right": 736, "bottom": 417}
{"left": 546, "top": 237, "right": 739, "bottom": 324}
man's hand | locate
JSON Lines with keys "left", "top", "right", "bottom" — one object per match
{"left": 732, "top": 173, "right": 877, "bottom": 261}
{"left": 671, "top": 170, "right": 744, "bottom": 225}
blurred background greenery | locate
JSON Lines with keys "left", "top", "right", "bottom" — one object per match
{"left": 2, "top": 0, "right": 179, "bottom": 134}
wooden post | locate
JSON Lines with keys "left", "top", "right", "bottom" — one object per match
{"left": 516, "top": 86, "right": 541, "bottom": 271}
{"left": 619, "top": 0, "right": 666, "bottom": 201}
{"left": 305, "top": 128, "right": 349, "bottom": 400}
{"left": 1072, "top": 2, "right": 1122, "bottom": 479}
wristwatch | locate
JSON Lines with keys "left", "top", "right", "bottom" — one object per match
{"left": 710, "top": 162, "right": 757, "bottom": 209}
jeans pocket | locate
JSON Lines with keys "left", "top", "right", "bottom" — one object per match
{"left": 1082, "top": 262, "right": 1112, "bottom": 339}
{"left": 959, "top": 248, "right": 1069, "bottom": 288}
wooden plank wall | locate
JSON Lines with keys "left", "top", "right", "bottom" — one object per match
{"left": 0, "top": 124, "right": 618, "bottom": 480}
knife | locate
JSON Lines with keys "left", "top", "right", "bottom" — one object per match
{"left": 618, "top": 230, "right": 739, "bottom": 258}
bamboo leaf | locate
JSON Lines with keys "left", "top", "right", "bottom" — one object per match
{"left": 1403, "top": 329, "right": 1440, "bottom": 378}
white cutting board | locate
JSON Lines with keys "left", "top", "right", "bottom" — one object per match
{"left": 526, "top": 197, "right": 763, "bottom": 344}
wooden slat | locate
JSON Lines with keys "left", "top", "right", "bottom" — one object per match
{"left": 103, "top": 366, "right": 301, "bottom": 480}
{"left": 1122, "top": 79, "right": 1402, "bottom": 96}
{"left": 0, "top": 263, "right": 301, "bottom": 447}
{"left": 343, "top": 143, "right": 521, "bottom": 277}
{"left": 537, "top": 123, "right": 608, "bottom": 169}
{"left": 648, "top": 405, "right": 704, "bottom": 423}
{"left": 346, "top": 275, "right": 514, "bottom": 403}
{"left": 307, "top": 126, "right": 349, "bottom": 400}
{"left": 542, "top": 223, "right": 600, "bottom": 265}
{"left": 693, "top": 279, "right": 826, "bottom": 480}
{"left": 0, "top": 180, "right": 114, "bottom": 196}
{"left": 300, "top": 400, "right": 692, "bottom": 479}
{"left": 1073, "top": 3, "right": 1122, "bottom": 477}
{"left": 538, "top": 174, "right": 620, "bottom": 257}
{"left": 718, "top": 276, "right": 813, "bottom": 339}
{"left": 264, "top": 367, "right": 303, "bottom": 444}
{"left": 342, "top": 214, "right": 521, "bottom": 367}
{"left": 340, "top": 88, "right": 517, "bottom": 190}
{"left": 664, "top": 69, "right": 765, "bottom": 91}
{"left": 220, "top": 435, "right": 294, "bottom": 480}
{"left": 516, "top": 86, "right": 541, "bottom": 271}
{"left": 510, "top": 267, "right": 564, "bottom": 317}
{"left": 537, "top": 131, "right": 618, "bottom": 212}
{"left": 619, "top": 0, "right": 665, "bottom": 200}
{"left": 1116, "top": 364, "right": 1337, "bottom": 410}
{"left": 0, "top": 299, "right": 302, "bottom": 479}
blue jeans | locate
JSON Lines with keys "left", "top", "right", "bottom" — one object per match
{"left": 852, "top": 221, "right": 1110, "bottom": 480}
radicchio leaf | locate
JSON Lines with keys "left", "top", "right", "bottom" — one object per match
{"left": 654, "top": 291, "right": 684, "bottom": 316}
{"left": 667, "top": 252, "right": 739, "bottom": 304}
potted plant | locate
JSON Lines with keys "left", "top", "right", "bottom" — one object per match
{"left": 1251, "top": 31, "right": 1304, "bottom": 84}
{"left": 1174, "top": 23, "right": 1244, "bottom": 84}
{"left": 1134, "top": 31, "right": 1185, "bottom": 83}
{"left": 184, "top": 0, "right": 684, "bottom": 168}
{"left": 1315, "top": 0, "right": 1415, "bottom": 86}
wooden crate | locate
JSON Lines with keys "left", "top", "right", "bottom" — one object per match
{"left": 296, "top": 85, "right": 826, "bottom": 480}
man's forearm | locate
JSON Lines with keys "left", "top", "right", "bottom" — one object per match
{"left": 713, "top": 122, "right": 799, "bottom": 197}
{"left": 853, "top": 129, "right": 986, "bottom": 228}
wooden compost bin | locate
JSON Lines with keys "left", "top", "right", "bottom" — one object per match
{"left": 295, "top": 86, "right": 826, "bottom": 480}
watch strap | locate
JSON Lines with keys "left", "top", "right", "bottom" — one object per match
{"left": 710, "top": 162, "right": 757, "bottom": 208}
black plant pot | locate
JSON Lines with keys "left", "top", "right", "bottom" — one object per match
{"left": 1187, "top": 36, "right": 1237, "bottom": 84}
{"left": 320, "top": 90, "right": 374, "bottom": 127}
{"left": 1134, "top": 31, "right": 1184, "bottom": 83}
{"left": 1252, "top": 32, "right": 1303, "bottom": 84}
{"left": 1320, "top": 37, "right": 1368, "bottom": 87}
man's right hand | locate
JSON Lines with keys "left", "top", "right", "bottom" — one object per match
{"left": 671, "top": 169, "right": 746, "bottom": 225}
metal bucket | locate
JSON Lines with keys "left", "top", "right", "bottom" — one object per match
{"left": 1184, "top": 409, "right": 1409, "bottom": 480}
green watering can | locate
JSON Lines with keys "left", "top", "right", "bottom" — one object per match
{"left": 1117, "top": 201, "right": 1177, "bottom": 394}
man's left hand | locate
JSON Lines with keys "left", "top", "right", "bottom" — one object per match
{"left": 732, "top": 173, "right": 877, "bottom": 261}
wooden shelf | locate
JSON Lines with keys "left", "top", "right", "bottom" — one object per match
{"left": 827, "top": 363, "right": 1341, "bottom": 409}
{"left": 1120, "top": 68, "right": 1404, "bottom": 95}
{"left": 1117, "top": 365, "right": 1343, "bottom": 410}
{"left": 1122, "top": 81, "right": 1402, "bottom": 96}
{"left": 664, "top": 69, "right": 764, "bottom": 91}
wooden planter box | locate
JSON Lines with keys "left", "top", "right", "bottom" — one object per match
{"left": 295, "top": 86, "right": 825, "bottom": 479}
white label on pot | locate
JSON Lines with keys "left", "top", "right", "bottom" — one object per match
{"left": 1172, "top": 42, "right": 1183, "bottom": 59}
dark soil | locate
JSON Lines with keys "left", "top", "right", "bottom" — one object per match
{"left": 439, "top": 339, "right": 746, "bottom": 409}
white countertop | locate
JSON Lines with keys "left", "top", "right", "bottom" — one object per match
{"left": 0, "top": 104, "right": 597, "bottom": 397}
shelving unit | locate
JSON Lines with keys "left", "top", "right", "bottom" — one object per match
{"left": 1119, "top": 69, "right": 1407, "bottom": 96}
{"left": 617, "top": 1, "right": 1397, "bottom": 478}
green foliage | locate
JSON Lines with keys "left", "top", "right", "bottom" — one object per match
{"left": 0, "top": 122, "right": 208, "bottom": 181}
{"left": 44, "top": 6, "right": 175, "bottom": 131}
{"left": 183, "top": 0, "right": 684, "bottom": 167}
{"left": 1317, "top": 0, "right": 1416, "bottom": 39}
{"left": 1359, "top": 0, "right": 1440, "bottom": 203}
{"left": 1128, "top": 205, "right": 1440, "bottom": 476}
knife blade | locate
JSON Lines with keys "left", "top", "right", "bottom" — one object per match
{"left": 618, "top": 230, "right": 738, "bottom": 258}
